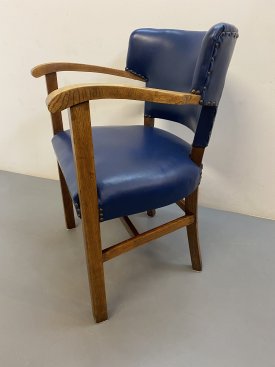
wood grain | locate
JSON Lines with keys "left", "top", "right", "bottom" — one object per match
{"left": 144, "top": 116, "right": 155, "bottom": 127}
{"left": 45, "top": 73, "right": 76, "bottom": 229}
{"left": 190, "top": 147, "right": 205, "bottom": 166}
{"left": 184, "top": 146, "right": 204, "bottom": 271}
{"left": 176, "top": 199, "right": 186, "bottom": 212}
{"left": 69, "top": 102, "right": 107, "bottom": 322}
{"left": 121, "top": 216, "right": 139, "bottom": 237}
{"left": 45, "top": 73, "right": 64, "bottom": 134}
{"left": 46, "top": 84, "right": 201, "bottom": 113}
{"left": 102, "top": 214, "right": 194, "bottom": 262}
{"left": 185, "top": 189, "right": 202, "bottom": 271}
{"left": 31, "top": 62, "right": 145, "bottom": 81}
{"left": 57, "top": 166, "right": 76, "bottom": 229}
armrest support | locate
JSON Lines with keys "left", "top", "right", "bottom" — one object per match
{"left": 31, "top": 62, "right": 145, "bottom": 81}
{"left": 46, "top": 84, "right": 201, "bottom": 113}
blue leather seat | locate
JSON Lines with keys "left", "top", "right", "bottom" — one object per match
{"left": 52, "top": 126, "right": 202, "bottom": 221}
{"left": 52, "top": 23, "right": 238, "bottom": 223}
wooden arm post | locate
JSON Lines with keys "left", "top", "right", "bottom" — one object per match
{"left": 45, "top": 73, "right": 76, "bottom": 229}
{"left": 69, "top": 102, "right": 107, "bottom": 322}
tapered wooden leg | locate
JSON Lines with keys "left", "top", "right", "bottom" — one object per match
{"left": 147, "top": 209, "right": 156, "bottom": 217}
{"left": 185, "top": 189, "right": 202, "bottom": 271}
{"left": 82, "top": 212, "right": 108, "bottom": 323}
{"left": 69, "top": 102, "right": 108, "bottom": 323}
{"left": 58, "top": 165, "right": 76, "bottom": 229}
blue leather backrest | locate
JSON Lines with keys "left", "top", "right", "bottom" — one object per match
{"left": 126, "top": 23, "right": 238, "bottom": 147}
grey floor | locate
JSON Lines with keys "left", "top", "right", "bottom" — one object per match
{"left": 0, "top": 171, "right": 275, "bottom": 367}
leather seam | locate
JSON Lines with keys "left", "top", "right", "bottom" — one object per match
{"left": 200, "top": 30, "right": 239, "bottom": 106}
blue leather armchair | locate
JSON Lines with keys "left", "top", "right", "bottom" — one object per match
{"left": 32, "top": 23, "right": 238, "bottom": 323}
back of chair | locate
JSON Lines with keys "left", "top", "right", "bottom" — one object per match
{"left": 126, "top": 23, "right": 238, "bottom": 147}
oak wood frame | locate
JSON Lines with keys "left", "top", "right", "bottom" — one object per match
{"left": 102, "top": 214, "right": 194, "bottom": 262}
{"left": 31, "top": 63, "right": 145, "bottom": 229}
{"left": 46, "top": 84, "right": 200, "bottom": 112}
{"left": 31, "top": 62, "right": 145, "bottom": 81}
{"left": 33, "top": 63, "right": 203, "bottom": 322}
{"left": 69, "top": 102, "right": 107, "bottom": 322}
{"left": 46, "top": 83, "right": 202, "bottom": 322}
{"left": 45, "top": 72, "right": 76, "bottom": 229}
{"left": 187, "top": 147, "right": 205, "bottom": 270}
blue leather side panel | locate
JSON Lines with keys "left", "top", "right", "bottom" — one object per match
{"left": 52, "top": 126, "right": 202, "bottom": 221}
{"left": 191, "top": 23, "right": 238, "bottom": 106}
{"left": 126, "top": 23, "right": 238, "bottom": 147}
{"left": 126, "top": 29, "right": 205, "bottom": 132}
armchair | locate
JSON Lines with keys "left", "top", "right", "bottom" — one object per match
{"left": 31, "top": 23, "right": 238, "bottom": 322}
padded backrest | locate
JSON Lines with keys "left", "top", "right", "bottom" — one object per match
{"left": 126, "top": 23, "right": 238, "bottom": 146}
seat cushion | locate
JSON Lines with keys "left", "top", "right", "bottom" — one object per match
{"left": 52, "top": 126, "right": 201, "bottom": 221}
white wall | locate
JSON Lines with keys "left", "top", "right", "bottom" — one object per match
{"left": 1, "top": 0, "right": 275, "bottom": 219}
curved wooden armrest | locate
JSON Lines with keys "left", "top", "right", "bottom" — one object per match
{"left": 46, "top": 84, "right": 201, "bottom": 113}
{"left": 31, "top": 62, "right": 145, "bottom": 81}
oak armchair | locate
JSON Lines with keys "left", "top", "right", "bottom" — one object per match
{"left": 31, "top": 23, "right": 238, "bottom": 322}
